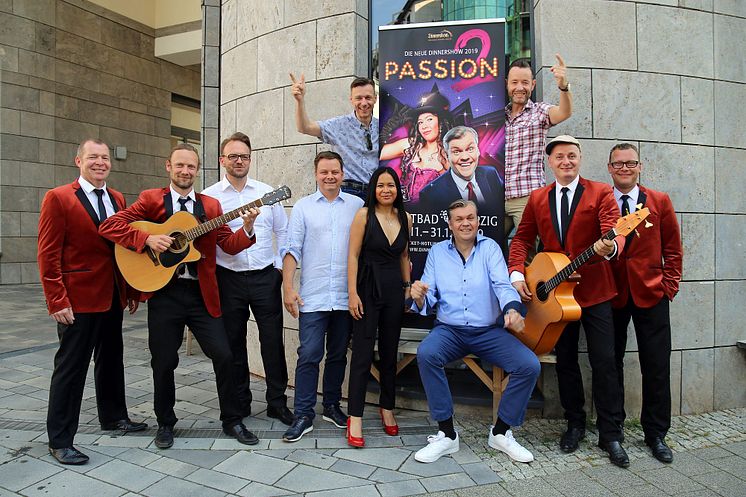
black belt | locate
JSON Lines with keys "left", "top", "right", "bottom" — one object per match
{"left": 341, "top": 180, "right": 366, "bottom": 189}
{"left": 218, "top": 264, "right": 274, "bottom": 275}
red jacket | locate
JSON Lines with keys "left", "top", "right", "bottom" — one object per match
{"left": 98, "top": 187, "right": 255, "bottom": 317}
{"left": 508, "top": 177, "right": 626, "bottom": 308}
{"left": 610, "top": 186, "right": 682, "bottom": 308}
{"left": 37, "top": 180, "right": 130, "bottom": 314}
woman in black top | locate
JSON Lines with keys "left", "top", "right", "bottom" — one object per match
{"left": 346, "top": 167, "right": 412, "bottom": 447}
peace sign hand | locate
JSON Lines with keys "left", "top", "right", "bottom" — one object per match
{"left": 550, "top": 53, "right": 568, "bottom": 90}
{"left": 289, "top": 72, "right": 306, "bottom": 102}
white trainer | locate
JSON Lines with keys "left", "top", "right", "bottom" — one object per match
{"left": 488, "top": 428, "right": 534, "bottom": 463}
{"left": 414, "top": 431, "right": 460, "bottom": 463}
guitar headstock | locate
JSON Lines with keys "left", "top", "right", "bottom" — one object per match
{"left": 614, "top": 207, "right": 650, "bottom": 237}
{"left": 261, "top": 186, "right": 292, "bottom": 206}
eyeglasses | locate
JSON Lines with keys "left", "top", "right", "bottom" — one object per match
{"left": 364, "top": 129, "right": 372, "bottom": 151}
{"left": 609, "top": 160, "right": 640, "bottom": 169}
{"left": 222, "top": 154, "right": 250, "bottom": 162}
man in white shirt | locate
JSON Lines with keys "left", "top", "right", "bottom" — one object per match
{"left": 202, "top": 132, "right": 293, "bottom": 425}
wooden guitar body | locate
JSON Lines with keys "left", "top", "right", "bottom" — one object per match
{"left": 521, "top": 252, "right": 582, "bottom": 355}
{"left": 114, "top": 211, "right": 201, "bottom": 292}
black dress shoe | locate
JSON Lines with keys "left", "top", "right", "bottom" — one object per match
{"left": 559, "top": 427, "right": 585, "bottom": 453}
{"left": 322, "top": 404, "right": 348, "bottom": 429}
{"left": 224, "top": 423, "right": 259, "bottom": 445}
{"left": 267, "top": 405, "right": 295, "bottom": 426}
{"left": 154, "top": 425, "right": 174, "bottom": 449}
{"left": 49, "top": 446, "right": 89, "bottom": 465}
{"left": 598, "top": 440, "right": 630, "bottom": 468}
{"left": 283, "top": 415, "right": 314, "bottom": 442}
{"left": 645, "top": 436, "right": 673, "bottom": 463}
{"left": 101, "top": 418, "right": 148, "bottom": 433}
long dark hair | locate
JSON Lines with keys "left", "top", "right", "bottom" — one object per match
{"left": 364, "top": 167, "right": 409, "bottom": 243}
{"left": 400, "top": 110, "right": 454, "bottom": 183}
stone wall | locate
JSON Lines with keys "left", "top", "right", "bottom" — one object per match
{"left": 219, "top": 1, "right": 370, "bottom": 386}
{"left": 0, "top": 0, "right": 200, "bottom": 284}
{"left": 533, "top": 0, "right": 746, "bottom": 415}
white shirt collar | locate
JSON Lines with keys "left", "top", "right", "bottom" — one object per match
{"left": 170, "top": 185, "right": 196, "bottom": 204}
{"left": 450, "top": 169, "right": 475, "bottom": 190}
{"left": 555, "top": 175, "right": 580, "bottom": 195}
{"left": 613, "top": 184, "right": 640, "bottom": 203}
{"left": 78, "top": 176, "right": 106, "bottom": 193}
{"left": 219, "top": 175, "right": 256, "bottom": 194}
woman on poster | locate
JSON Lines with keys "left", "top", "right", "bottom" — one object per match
{"left": 380, "top": 91, "right": 455, "bottom": 203}
{"left": 346, "top": 167, "right": 412, "bottom": 447}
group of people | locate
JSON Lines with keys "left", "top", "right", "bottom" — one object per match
{"left": 37, "top": 55, "right": 682, "bottom": 471}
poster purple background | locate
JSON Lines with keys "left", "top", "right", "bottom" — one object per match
{"left": 378, "top": 20, "right": 508, "bottom": 306}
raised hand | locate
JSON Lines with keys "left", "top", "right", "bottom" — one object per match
{"left": 289, "top": 72, "right": 306, "bottom": 102}
{"left": 550, "top": 53, "right": 568, "bottom": 89}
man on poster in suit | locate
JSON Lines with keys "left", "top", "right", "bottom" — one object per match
{"left": 38, "top": 139, "right": 146, "bottom": 465}
{"left": 419, "top": 126, "right": 505, "bottom": 227}
{"left": 606, "top": 143, "right": 683, "bottom": 463}
{"left": 99, "top": 143, "right": 260, "bottom": 449}
{"left": 508, "top": 135, "right": 630, "bottom": 467}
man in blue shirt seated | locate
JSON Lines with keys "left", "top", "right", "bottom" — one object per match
{"left": 410, "top": 199, "right": 540, "bottom": 464}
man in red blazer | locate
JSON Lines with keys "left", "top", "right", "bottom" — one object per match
{"left": 607, "top": 143, "right": 682, "bottom": 463}
{"left": 508, "top": 135, "right": 630, "bottom": 467}
{"left": 38, "top": 139, "right": 146, "bottom": 465}
{"left": 99, "top": 143, "right": 260, "bottom": 449}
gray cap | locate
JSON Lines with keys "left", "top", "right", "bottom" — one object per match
{"left": 545, "top": 135, "right": 581, "bottom": 155}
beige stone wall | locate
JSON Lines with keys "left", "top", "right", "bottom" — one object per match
{"left": 220, "top": 1, "right": 370, "bottom": 387}
{"left": 0, "top": 0, "right": 200, "bottom": 284}
{"left": 533, "top": 0, "right": 746, "bottom": 415}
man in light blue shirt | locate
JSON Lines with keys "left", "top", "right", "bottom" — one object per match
{"left": 290, "top": 74, "right": 379, "bottom": 199}
{"left": 280, "top": 151, "right": 364, "bottom": 442}
{"left": 410, "top": 200, "right": 540, "bottom": 464}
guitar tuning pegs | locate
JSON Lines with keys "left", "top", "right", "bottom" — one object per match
{"left": 636, "top": 203, "right": 643, "bottom": 210}
{"left": 635, "top": 229, "right": 640, "bottom": 238}
{"left": 645, "top": 220, "right": 653, "bottom": 228}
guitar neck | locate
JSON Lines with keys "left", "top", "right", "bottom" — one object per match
{"left": 544, "top": 229, "right": 616, "bottom": 293}
{"left": 183, "top": 198, "right": 264, "bottom": 241}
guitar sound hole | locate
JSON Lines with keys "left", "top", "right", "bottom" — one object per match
{"left": 168, "top": 232, "right": 188, "bottom": 253}
{"left": 536, "top": 282, "right": 549, "bottom": 302}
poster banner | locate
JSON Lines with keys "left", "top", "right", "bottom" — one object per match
{"left": 378, "top": 19, "right": 507, "bottom": 303}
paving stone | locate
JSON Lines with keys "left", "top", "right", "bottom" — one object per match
{"left": 87, "top": 459, "right": 165, "bottom": 492}
{"left": 21, "top": 470, "right": 127, "bottom": 497}
{"left": 419, "top": 472, "right": 476, "bottom": 492}
{"left": 368, "top": 467, "right": 420, "bottom": 483}
{"left": 640, "top": 467, "right": 707, "bottom": 494}
{"left": 94, "top": 434, "right": 153, "bottom": 448}
{"left": 211, "top": 438, "right": 270, "bottom": 450}
{"left": 0, "top": 455, "right": 62, "bottom": 491}
{"left": 333, "top": 447, "right": 411, "bottom": 470}
{"left": 461, "top": 461, "right": 501, "bottom": 485}
{"left": 145, "top": 455, "right": 200, "bottom": 478}
{"left": 315, "top": 437, "right": 352, "bottom": 449}
{"left": 397, "top": 452, "right": 465, "bottom": 477}
{"left": 185, "top": 467, "right": 251, "bottom": 493}
{"left": 213, "top": 451, "right": 296, "bottom": 485}
{"left": 376, "top": 479, "right": 427, "bottom": 497}
{"left": 450, "top": 445, "right": 481, "bottom": 465}
{"left": 115, "top": 448, "right": 162, "bottom": 466}
{"left": 81, "top": 444, "right": 131, "bottom": 457}
{"left": 304, "top": 485, "right": 380, "bottom": 497}
{"left": 167, "top": 437, "right": 214, "bottom": 450}
{"left": 273, "top": 465, "right": 371, "bottom": 493}
{"left": 284, "top": 449, "right": 337, "bottom": 469}
{"left": 327, "top": 458, "right": 376, "bottom": 478}
{"left": 141, "top": 475, "right": 226, "bottom": 497}
{"left": 501, "top": 478, "right": 563, "bottom": 497}
{"left": 235, "top": 482, "right": 294, "bottom": 497}
{"left": 667, "top": 452, "right": 720, "bottom": 476}
{"left": 256, "top": 448, "right": 294, "bottom": 459}
{"left": 691, "top": 470, "right": 746, "bottom": 497}
{"left": 269, "top": 437, "right": 316, "bottom": 449}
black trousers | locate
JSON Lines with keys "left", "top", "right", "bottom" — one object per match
{"left": 47, "top": 290, "right": 127, "bottom": 448}
{"left": 555, "top": 300, "right": 625, "bottom": 442}
{"left": 347, "top": 281, "right": 404, "bottom": 417}
{"left": 613, "top": 296, "right": 672, "bottom": 439}
{"left": 217, "top": 265, "right": 288, "bottom": 409}
{"left": 147, "top": 279, "right": 242, "bottom": 429}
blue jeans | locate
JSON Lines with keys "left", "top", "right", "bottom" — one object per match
{"left": 417, "top": 322, "right": 540, "bottom": 426}
{"left": 294, "top": 311, "right": 351, "bottom": 418}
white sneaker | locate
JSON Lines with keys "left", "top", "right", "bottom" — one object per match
{"left": 488, "top": 428, "right": 534, "bottom": 463}
{"left": 414, "top": 431, "right": 460, "bottom": 463}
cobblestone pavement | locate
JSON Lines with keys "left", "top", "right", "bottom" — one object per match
{"left": 1, "top": 284, "right": 744, "bottom": 496}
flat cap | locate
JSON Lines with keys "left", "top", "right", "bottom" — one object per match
{"left": 545, "top": 135, "right": 581, "bottom": 155}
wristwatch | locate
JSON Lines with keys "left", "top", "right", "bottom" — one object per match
{"left": 402, "top": 281, "right": 411, "bottom": 289}
{"left": 559, "top": 83, "right": 571, "bottom": 92}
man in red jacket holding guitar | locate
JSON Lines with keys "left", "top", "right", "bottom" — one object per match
{"left": 509, "top": 135, "right": 630, "bottom": 467}
{"left": 99, "top": 143, "right": 260, "bottom": 449}
{"left": 38, "top": 139, "right": 146, "bottom": 465}
{"left": 607, "top": 143, "right": 682, "bottom": 463}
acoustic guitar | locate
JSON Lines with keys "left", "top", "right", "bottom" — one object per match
{"left": 516, "top": 207, "right": 651, "bottom": 355}
{"left": 115, "top": 186, "right": 291, "bottom": 292}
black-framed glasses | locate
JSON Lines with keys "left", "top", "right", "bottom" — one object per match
{"left": 221, "top": 154, "right": 250, "bottom": 162}
{"left": 609, "top": 160, "right": 640, "bottom": 169}
{"left": 364, "top": 129, "right": 372, "bottom": 151}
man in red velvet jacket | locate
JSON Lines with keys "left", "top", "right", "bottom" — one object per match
{"left": 607, "top": 143, "right": 683, "bottom": 464}
{"left": 38, "top": 139, "right": 146, "bottom": 465}
{"left": 99, "top": 143, "right": 260, "bottom": 449}
{"left": 508, "top": 135, "right": 630, "bottom": 467}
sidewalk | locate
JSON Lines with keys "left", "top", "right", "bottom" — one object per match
{"left": 0, "top": 284, "right": 744, "bottom": 496}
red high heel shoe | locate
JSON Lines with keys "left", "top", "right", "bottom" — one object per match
{"left": 379, "top": 408, "right": 399, "bottom": 436}
{"left": 346, "top": 417, "right": 365, "bottom": 448}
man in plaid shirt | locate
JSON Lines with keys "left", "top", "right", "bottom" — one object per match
{"left": 504, "top": 56, "right": 573, "bottom": 236}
